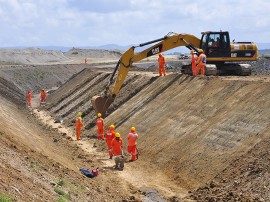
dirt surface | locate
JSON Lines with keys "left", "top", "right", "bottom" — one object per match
{"left": 0, "top": 49, "right": 270, "bottom": 201}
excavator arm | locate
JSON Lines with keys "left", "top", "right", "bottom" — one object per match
{"left": 91, "top": 32, "right": 201, "bottom": 116}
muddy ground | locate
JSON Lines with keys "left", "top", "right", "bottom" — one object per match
{"left": 0, "top": 53, "right": 270, "bottom": 201}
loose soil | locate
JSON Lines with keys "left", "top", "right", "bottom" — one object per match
{"left": 0, "top": 50, "right": 270, "bottom": 201}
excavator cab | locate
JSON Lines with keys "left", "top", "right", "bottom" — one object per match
{"left": 201, "top": 31, "right": 231, "bottom": 58}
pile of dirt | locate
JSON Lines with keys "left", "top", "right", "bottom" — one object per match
{"left": 0, "top": 48, "right": 68, "bottom": 64}
{"left": 0, "top": 48, "right": 122, "bottom": 65}
{"left": 64, "top": 48, "right": 122, "bottom": 59}
{"left": 188, "top": 134, "right": 270, "bottom": 201}
{"left": 0, "top": 64, "right": 86, "bottom": 94}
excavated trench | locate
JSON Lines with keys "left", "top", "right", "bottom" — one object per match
{"left": 1, "top": 63, "right": 270, "bottom": 201}
{"left": 45, "top": 66, "right": 270, "bottom": 193}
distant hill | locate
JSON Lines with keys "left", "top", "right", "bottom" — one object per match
{"left": 2, "top": 42, "right": 270, "bottom": 56}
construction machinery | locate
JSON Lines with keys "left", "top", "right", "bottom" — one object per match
{"left": 92, "top": 31, "right": 258, "bottom": 116}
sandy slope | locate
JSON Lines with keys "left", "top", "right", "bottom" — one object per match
{"left": 0, "top": 52, "right": 270, "bottom": 201}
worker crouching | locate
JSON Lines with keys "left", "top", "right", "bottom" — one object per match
{"left": 110, "top": 132, "right": 124, "bottom": 170}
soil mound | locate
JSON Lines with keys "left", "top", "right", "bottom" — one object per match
{"left": 0, "top": 48, "right": 122, "bottom": 65}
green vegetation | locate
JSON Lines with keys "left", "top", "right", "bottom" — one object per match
{"left": 0, "top": 194, "right": 13, "bottom": 202}
{"left": 54, "top": 187, "right": 71, "bottom": 201}
{"left": 56, "top": 196, "right": 66, "bottom": 202}
{"left": 56, "top": 179, "right": 66, "bottom": 187}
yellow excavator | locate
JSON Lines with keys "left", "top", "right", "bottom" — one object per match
{"left": 92, "top": 31, "right": 258, "bottom": 116}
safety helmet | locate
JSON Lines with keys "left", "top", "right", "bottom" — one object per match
{"left": 159, "top": 53, "right": 162, "bottom": 56}
{"left": 115, "top": 132, "right": 120, "bottom": 138}
{"left": 97, "top": 113, "right": 102, "bottom": 117}
{"left": 198, "top": 49, "right": 204, "bottom": 53}
{"left": 78, "top": 112, "right": 82, "bottom": 117}
{"left": 109, "top": 124, "right": 115, "bottom": 129}
{"left": 130, "top": 127, "right": 136, "bottom": 132}
{"left": 42, "top": 89, "right": 45, "bottom": 91}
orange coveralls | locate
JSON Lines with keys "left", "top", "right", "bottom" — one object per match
{"left": 127, "top": 132, "right": 138, "bottom": 161}
{"left": 158, "top": 55, "right": 166, "bottom": 76}
{"left": 105, "top": 129, "right": 116, "bottom": 158}
{"left": 27, "top": 91, "right": 32, "bottom": 106}
{"left": 76, "top": 117, "right": 83, "bottom": 140}
{"left": 96, "top": 117, "right": 104, "bottom": 140}
{"left": 191, "top": 53, "right": 198, "bottom": 76}
{"left": 40, "top": 90, "right": 46, "bottom": 102}
{"left": 196, "top": 53, "right": 206, "bottom": 76}
{"left": 110, "top": 137, "right": 124, "bottom": 169}
{"left": 111, "top": 137, "right": 123, "bottom": 156}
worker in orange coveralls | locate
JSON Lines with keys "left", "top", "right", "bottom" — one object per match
{"left": 105, "top": 125, "right": 116, "bottom": 159}
{"left": 127, "top": 127, "right": 139, "bottom": 162}
{"left": 96, "top": 113, "right": 104, "bottom": 140}
{"left": 75, "top": 112, "right": 84, "bottom": 141}
{"left": 40, "top": 89, "right": 47, "bottom": 103}
{"left": 110, "top": 132, "right": 124, "bottom": 170}
{"left": 158, "top": 53, "right": 166, "bottom": 76}
{"left": 190, "top": 50, "right": 198, "bottom": 76}
{"left": 27, "top": 90, "right": 32, "bottom": 107}
{"left": 196, "top": 49, "right": 206, "bottom": 77}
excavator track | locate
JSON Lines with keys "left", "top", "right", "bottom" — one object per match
{"left": 181, "top": 63, "right": 251, "bottom": 76}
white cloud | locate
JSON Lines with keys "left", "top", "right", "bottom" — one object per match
{"left": 0, "top": 0, "right": 269, "bottom": 47}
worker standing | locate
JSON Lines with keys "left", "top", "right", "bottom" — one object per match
{"left": 27, "top": 90, "right": 32, "bottom": 107}
{"left": 40, "top": 89, "right": 47, "bottom": 104}
{"left": 196, "top": 49, "right": 206, "bottom": 77}
{"left": 127, "top": 127, "right": 139, "bottom": 162}
{"left": 110, "top": 132, "right": 124, "bottom": 170}
{"left": 105, "top": 125, "right": 116, "bottom": 159}
{"left": 190, "top": 50, "right": 198, "bottom": 76}
{"left": 75, "top": 112, "right": 84, "bottom": 141}
{"left": 96, "top": 113, "right": 105, "bottom": 140}
{"left": 158, "top": 53, "right": 166, "bottom": 76}
{"left": 84, "top": 58, "right": 87, "bottom": 64}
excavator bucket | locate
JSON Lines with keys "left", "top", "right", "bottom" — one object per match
{"left": 91, "top": 95, "right": 114, "bottom": 117}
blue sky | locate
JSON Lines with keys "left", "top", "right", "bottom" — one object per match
{"left": 0, "top": 0, "right": 269, "bottom": 47}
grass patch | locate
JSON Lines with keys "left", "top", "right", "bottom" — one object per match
{"left": 54, "top": 187, "right": 71, "bottom": 201}
{"left": 0, "top": 194, "right": 13, "bottom": 202}
{"left": 56, "top": 196, "right": 66, "bottom": 202}
{"left": 57, "top": 179, "right": 66, "bottom": 187}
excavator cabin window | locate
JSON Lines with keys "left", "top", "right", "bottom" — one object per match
{"left": 201, "top": 32, "right": 230, "bottom": 58}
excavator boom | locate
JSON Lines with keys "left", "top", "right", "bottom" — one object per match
{"left": 92, "top": 31, "right": 258, "bottom": 116}
{"left": 91, "top": 32, "right": 200, "bottom": 116}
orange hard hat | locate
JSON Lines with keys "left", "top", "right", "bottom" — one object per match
{"left": 109, "top": 124, "right": 115, "bottom": 129}
{"left": 115, "top": 132, "right": 120, "bottom": 138}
